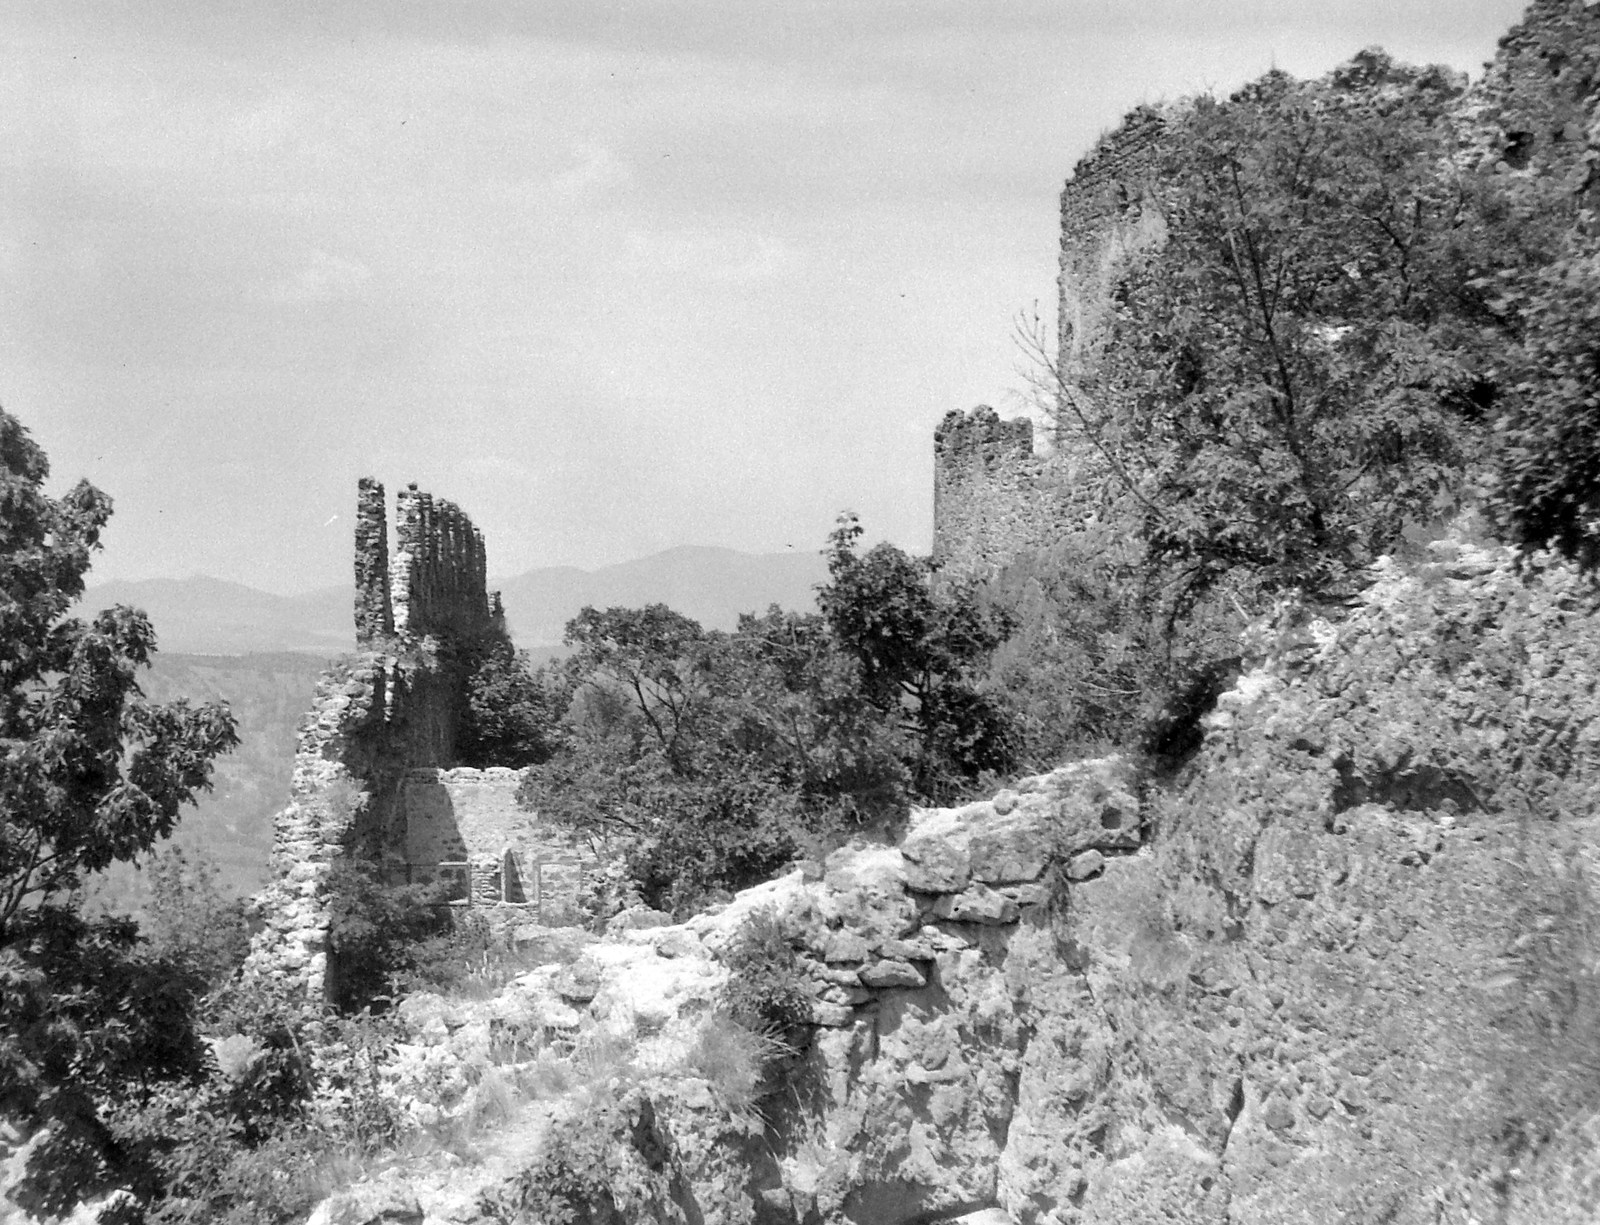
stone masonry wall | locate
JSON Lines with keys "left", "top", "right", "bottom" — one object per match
{"left": 931, "top": 406, "right": 1102, "bottom": 583}
{"left": 1056, "top": 104, "right": 1170, "bottom": 387}
{"left": 354, "top": 477, "right": 393, "bottom": 642}
{"left": 932, "top": 110, "right": 1168, "bottom": 582}
{"left": 248, "top": 481, "right": 559, "bottom": 1000}
{"left": 390, "top": 484, "right": 496, "bottom": 643}
{"left": 402, "top": 767, "right": 597, "bottom": 924}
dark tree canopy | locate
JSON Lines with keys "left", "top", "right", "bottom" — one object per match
{"left": 0, "top": 407, "right": 238, "bottom": 1213}
{"left": 1069, "top": 57, "right": 1483, "bottom": 603}
{"left": 820, "top": 515, "right": 1016, "bottom": 798}
{"left": 513, "top": 525, "right": 1017, "bottom": 914}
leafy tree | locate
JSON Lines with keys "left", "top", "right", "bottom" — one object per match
{"left": 562, "top": 603, "right": 715, "bottom": 774}
{"left": 1036, "top": 56, "right": 1486, "bottom": 607}
{"left": 457, "top": 636, "right": 570, "bottom": 769}
{"left": 819, "top": 515, "right": 1016, "bottom": 798}
{"left": 0, "top": 407, "right": 238, "bottom": 1216}
{"left": 142, "top": 845, "right": 252, "bottom": 990}
{"left": 524, "top": 607, "right": 831, "bottom": 914}
{"left": 520, "top": 522, "right": 1019, "bottom": 911}
{"left": 1488, "top": 237, "right": 1600, "bottom": 570}
{"left": 520, "top": 593, "right": 920, "bottom": 915}
{"left": 727, "top": 605, "right": 907, "bottom": 823}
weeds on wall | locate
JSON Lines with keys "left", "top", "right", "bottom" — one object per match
{"left": 717, "top": 908, "right": 812, "bottom": 1042}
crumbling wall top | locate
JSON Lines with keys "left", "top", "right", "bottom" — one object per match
{"left": 354, "top": 478, "right": 394, "bottom": 643}
{"left": 353, "top": 479, "right": 498, "bottom": 646}
{"left": 934, "top": 405, "right": 1034, "bottom": 469}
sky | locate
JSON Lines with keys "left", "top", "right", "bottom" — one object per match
{"left": 5, "top": 0, "right": 1531, "bottom": 595}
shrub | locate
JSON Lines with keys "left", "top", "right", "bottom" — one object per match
{"left": 143, "top": 846, "right": 252, "bottom": 991}
{"left": 322, "top": 860, "right": 454, "bottom": 1011}
{"left": 717, "top": 909, "right": 811, "bottom": 1041}
{"left": 482, "top": 1089, "right": 679, "bottom": 1225}
{"left": 686, "top": 1013, "right": 787, "bottom": 1115}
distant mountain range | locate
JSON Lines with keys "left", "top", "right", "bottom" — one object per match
{"left": 82, "top": 545, "right": 831, "bottom": 656}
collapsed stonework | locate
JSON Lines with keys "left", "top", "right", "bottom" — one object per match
{"left": 246, "top": 482, "right": 594, "bottom": 999}
{"left": 309, "top": 534, "right": 1600, "bottom": 1225}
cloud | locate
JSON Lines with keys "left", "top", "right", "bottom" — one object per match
{"left": 551, "top": 144, "right": 631, "bottom": 197}
{"left": 625, "top": 227, "right": 799, "bottom": 283}
{"left": 265, "top": 249, "right": 372, "bottom": 303}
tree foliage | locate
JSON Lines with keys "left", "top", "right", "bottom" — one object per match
{"left": 516, "top": 522, "right": 1015, "bottom": 914}
{"left": 819, "top": 515, "right": 1015, "bottom": 797}
{"left": 0, "top": 407, "right": 239, "bottom": 1216}
{"left": 141, "top": 846, "right": 253, "bottom": 991}
{"left": 1060, "top": 57, "right": 1485, "bottom": 604}
{"left": 1489, "top": 236, "right": 1600, "bottom": 569}
{"left": 457, "top": 636, "right": 569, "bottom": 769}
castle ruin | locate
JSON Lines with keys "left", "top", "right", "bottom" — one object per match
{"left": 935, "top": 0, "right": 1593, "bottom": 581}
{"left": 931, "top": 106, "right": 1167, "bottom": 582}
{"left": 246, "top": 481, "right": 594, "bottom": 1000}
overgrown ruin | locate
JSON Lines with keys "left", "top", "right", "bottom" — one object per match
{"left": 936, "top": 0, "right": 1599, "bottom": 586}
{"left": 245, "top": 481, "right": 594, "bottom": 1000}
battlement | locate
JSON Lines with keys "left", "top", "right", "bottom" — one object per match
{"left": 354, "top": 479, "right": 499, "bottom": 646}
{"left": 933, "top": 406, "right": 1098, "bottom": 580}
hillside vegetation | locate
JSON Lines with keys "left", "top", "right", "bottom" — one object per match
{"left": 3, "top": 2, "right": 1600, "bottom": 1222}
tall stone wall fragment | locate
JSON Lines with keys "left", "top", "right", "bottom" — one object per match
{"left": 354, "top": 478, "right": 394, "bottom": 643}
{"left": 391, "top": 483, "right": 495, "bottom": 643}
{"left": 1055, "top": 105, "right": 1170, "bottom": 387}
{"left": 248, "top": 479, "right": 562, "bottom": 1001}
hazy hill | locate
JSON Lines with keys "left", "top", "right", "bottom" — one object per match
{"left": 81, "top": 576, "right": 352, "bottom": 656}
{"left": 495, "top": 545, "right": 829, "bottom": 646}
{"left": 81, "top": 545, "right": 830, "bottom": 655}
{"left": 89, "top": 652, "right": 330, "bottom": 906}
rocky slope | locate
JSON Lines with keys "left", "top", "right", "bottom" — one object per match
{"left": 309, "top": 536, "right": 1600, "bottom": 1225}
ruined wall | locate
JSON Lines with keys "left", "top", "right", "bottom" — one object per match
{"left": 931, "top": 111, "right": 1169, "bottom": 582}
{"left": 1056, "top": 105, "right": 1170, "bottom": 383}
{"left": 1458, "top": 0, "right": 1600, "bottom": 195}
{"left": 248, "top": 481, "right": 562, "bottom": 999}
{"left": 402, "top": 767, "right": 597, "bottom": 923}
{"left": 931, "top": 406, "right": 1105, "bottom": 583}
{"left": 939, "top": 0, "right": 1600, "bottom": 583}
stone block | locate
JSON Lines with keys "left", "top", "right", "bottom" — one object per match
{"left": 653, "top": 928, "right": 702, "bottom": 959}
{"left": 819, "top": 983, "right": 875, "bottom": 1006}
{"left": 860, "top": 958, "right": 928, "bottom": 989}
{"left": 554, "top": 964, "right": 600, "bottom": 1003}
{"left": 1067, "top": 849, "right": 1105, "bottom": 880}
{"left": 877, "top": 936, "right": 936, "bottom": 961}
{"left": 606, "top": 906, "right": 673, "bottom": 935}
{"left": 918, "top": 924, "right": 974, "bottom": 951}
{"left": 811, "top": 1001, "right": 856, "bottom": 1027}
{"left": 823, "top": 929, "right": 872, "bottom": 963}
{"left": 969, "top": 821, "right": 1051, "bottom": 884}
{"left": 901, "top": 809, "right": 973, "bottom": 893}
{"left": 819, "top": 846, "right": 921, "bottom": 940}
{"left": 932, "top": 883, "right": 1020, "bottom": 926}
{"left": 1000, "top": 882, "right": 1050, "bottom": 907}
{"left": 807, "top": 960, "right": 863, "bottom": 988}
